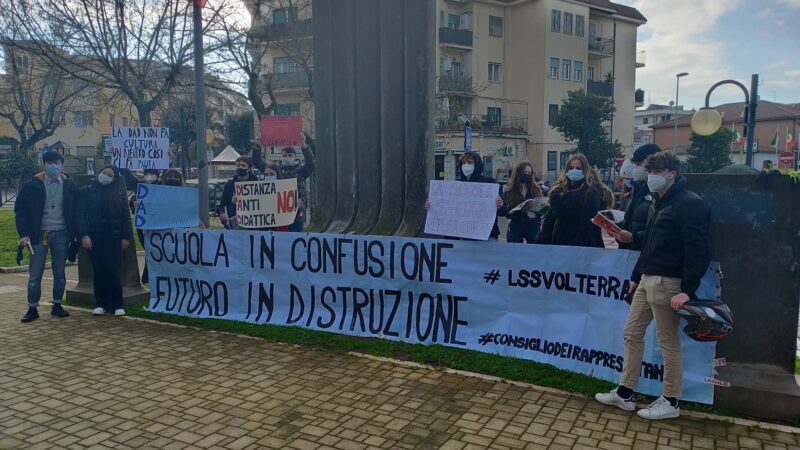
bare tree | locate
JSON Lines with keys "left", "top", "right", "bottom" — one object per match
{"left": 0, "top": 42, "right": 88, "bottom": 151}
{"left": 1, "top": 0, "right": 228, "bottom": 127}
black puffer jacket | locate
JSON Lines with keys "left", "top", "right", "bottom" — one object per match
{"left": 218, "top": 172, "right": 260, "bottom": 218}
{"left": 619, "top": 180, "right": 653, "bottom": 251}
{"left": 77, "top": 166, "right": 133, "bottom": 242}
{"left": 536, "top": 181, "right": 604, "bottom": 248}
{"left": 632, "top": 176, "right": 710, "bottom": 297}
{"left": 458, "top": 151, "right": 505, "bottom": 239}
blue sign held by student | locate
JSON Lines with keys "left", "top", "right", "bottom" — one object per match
{"left": 135, "top": 184, "right": 199, "bottom": 230}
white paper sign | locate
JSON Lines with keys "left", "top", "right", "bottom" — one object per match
{"left": 235, "top": 179, "right": 298, "bottom": 228}
{"left": 424, "top": 180, "right": 498, "bottom": 240}
{"left": 111, "top": 127, "right": 170, "bottom": 169}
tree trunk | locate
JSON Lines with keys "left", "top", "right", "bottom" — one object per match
{"left": 135, "top": 104, "right": 153, "bottom": 127}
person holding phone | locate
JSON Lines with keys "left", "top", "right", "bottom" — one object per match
{"left": 504, "top": 161, "right": 543, "bottom": 244}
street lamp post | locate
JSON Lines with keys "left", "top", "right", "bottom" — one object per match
{"left": 691, "top": 74, "right": 759, "bottom": 167}
{"left": 673, "top": 72, "right": 689, "bottom": 152}
{"left": 192, "top": 0, "right": 209, "bottom": 227}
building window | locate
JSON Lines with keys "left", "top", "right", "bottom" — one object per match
{"left": 489, "top": 16, "right": 503, "bottom": 37}
{"left": 587, "top": 66, "right": 595, "bottom": 81}
{"left": 562, "top": 59, "right": 571, "bottom": 81}
{"left": 273, "top": 56, "right": 297, "bottom": 73}
{"left": 560, "top": 152, "right": 570, "bottom": 170}
{"left": 482, "top": 156, "right": 493, "bottom": 177}
{"left": 275, "top": 103, "right": 300, "bottom": 116}
{"left": 448, "top": 14, "right": 460, "bottom": 29}
{"left": 547, "top": 151, "right": 557, "bottom": 171}
{"left": 15, "top": 55, "right": 30, "bottom": 68}
{"left": 574, "top": 61, "right": 583, "bottom": 82}
{"left": 549, "top": 58, "right": 559, "bottom": 79}
{"left": 551, "top": 10, "right": 561, "bottom": 32}
{"left": 122, "top": 117, "right": 129, "bottom": 127}
{"left": 486, "top": 107, "right": 502, "bottom": 128}
{"left": 272, "top": 7, "right": 297, "bottom": 25}
{"left": 548, "top": 104, "right": 559, "bottom": 127}
{"left": 439, "top": 10, "right": 445, "bottom": 27}
{"left": 109, "top": 113, "right": 115, "bottom": 128}
{"left": 74, "top": 111, "right": 93, "bottom": 128}
{"left": 643, "top": 117, "right": 649, "bottom": 124}
{"left": 488, "top": 63, "right": 502, "bottom": 83}
{"left": 563, "top": 13, "right": 573, "bottom": 34}
{"left": 576, "top": 15, "right": 585, "bottom": 36}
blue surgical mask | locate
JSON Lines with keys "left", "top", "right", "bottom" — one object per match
{"left": 265, "top": 175, "right": 277, "bottom": 181}
{"left": 566, "top": 169, "right": 584, "bottom": 182}
{"left": 624, "top": 179, "right": 634, "bottom": 189}
{"left": 45, "top": 164, "right": 61, "bottom": 176}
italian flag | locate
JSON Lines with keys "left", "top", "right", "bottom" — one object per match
{"left": 732, "top": 127, "right": 744, "bottom": 145}
{"left": 769, "top": 131, "right": 779, "bottom": 149}
{"left": 787, "top": 128, "right": 797, "bottom": 150}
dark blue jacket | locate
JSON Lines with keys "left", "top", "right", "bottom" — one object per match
{"left": 15, "top": 172, "right": 79, "bottom": 244}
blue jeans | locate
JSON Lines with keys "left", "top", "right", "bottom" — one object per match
{"left": 27, "top": 230, "right": 69, "bottom": 308}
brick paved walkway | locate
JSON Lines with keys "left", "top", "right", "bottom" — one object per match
{"left": 1, "top": 270, "right": 799, "bottom": 450}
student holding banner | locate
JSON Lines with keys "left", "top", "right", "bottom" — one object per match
{"left": 536, "top": 153, "right": 613, "bottom": 248}
{"left": 127, "top": 169, "right": 160, "bottom": 284}
{"left": 617, "top": 144, "right": 659, "bottom": 251}
{"left": 77, "top": 165, "right": 133, "bottom": 317}
{"left": 504, "top": 162, "right": 544, "bottom": 244}
{"left": 596, "top": 151, "right": 711, "bottom": 420}
{"left": 218, "top": 156, "right": 259, "bottom": 229}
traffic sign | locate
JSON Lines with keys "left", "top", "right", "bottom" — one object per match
{"left": 778, "top": 152, "right": 794, "bottom": 168}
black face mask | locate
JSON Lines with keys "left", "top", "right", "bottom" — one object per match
{"left": 164, "top": 179, "right": 181, "bottom": 186}
{"left": 236, "top": 168, "right": 249, "bottom": 177}
{"left": 518, "top": 174, "right": 533, "bottom": 184}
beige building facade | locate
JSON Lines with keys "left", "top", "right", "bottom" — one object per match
{"left": 246, "top": 0, "right": 645, "bottom": 182}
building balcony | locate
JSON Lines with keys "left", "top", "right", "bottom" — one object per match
{"left": 635, "top": 89, "right": 645, "bottom": 107}
{"left": 438, "top": 72, "right": 473, "bottom": 93}
{"left": 438, "top": 27, "right": 473, "bottom": 48}
{"left": 250, "top": 19, "right": 313, "bottom": 42}
{"left": 267, "top": 71, "right": 312, "bottom": 91}
{"left": 636, "top": 50, "right": 646, "bottom": 68}
{"left": 588, "top": 80, "right": 614, "bottom": 97}
{"left": 435, "top": 114, "right": 527, "bottom": 135}
{"left": 588, "top": 38, "right": 614, "bottom": 57}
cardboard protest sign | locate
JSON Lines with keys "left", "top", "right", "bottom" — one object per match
{"left": 424, "top": 180, "right": 498, "bottom": 240}
{"left": 112, "top": 127, "right": 170, "bottom": 169}
{"left": 260, "top": 116, "right": 303, "bottom": 147}
{"left": 235, "top": 178, "right": 298, "bottom": 228}
{"left": 134, "top": 184, "right": 199, "bottom": 230}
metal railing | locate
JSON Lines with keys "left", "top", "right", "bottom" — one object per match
{"left": 438, "top": 72, "right": 473, "bottom": 92}
{"left": 439, "top": 27, "right": 473, "bottom": 47}
{"left": 435, "top": 114, "right": 528, "bottom": 135}
{"left": 588, "top": 38, "right": 614, "bottom": 55}
{"left": 250, "top": 19, "right": 313, "bottom": 41}
{"left": 269, "top": 71, "right": 312, "bottom": 90}
{"left": 588, "top": 80, "right": 613, "bottom": 97}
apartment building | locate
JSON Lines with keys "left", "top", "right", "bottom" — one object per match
{"left": 634, "top": 103, "right": 694, "bottom": 148}
{"left": 245, "top": 0, "right": 645, "bottom": 181}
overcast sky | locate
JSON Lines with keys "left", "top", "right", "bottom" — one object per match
{"left": 616, "top": 0, "right": 800, "bottom": 110}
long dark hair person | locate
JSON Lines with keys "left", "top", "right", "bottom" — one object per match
{"left": 550, "top": 153, "right": 614, "bottom": 208}
{"left": 506, "top": 161, "right": 543, "bottom": 209}
{"left": 95, "top": 164, "right": 126, "bottom": 214}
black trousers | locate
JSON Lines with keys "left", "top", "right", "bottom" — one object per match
{"left": 89, "top": 236, "right": 124, "bottom": 311}
{"left": 136, "top": 228, "right": 148, "bottom": 283}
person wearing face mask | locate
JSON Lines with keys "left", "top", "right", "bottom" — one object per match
{"left": 598, "top": 151, "right": 710, "bottom": 420}
{"left": 218, "top": 156, "right": 260, "bottom": 229}
{"left": 617, "top": 144, "right": 661, "bottom": 251}
{"left": 77, "top": 165, "right": 133, "bottom": 317}
{"left": 15, "top": 151, "right": 78, "bottom": 323}
{"left": 504, "top": 162, "right": 544, "bottom": 244}
{"left": 425, "top": 151, "right": 505, "bottom": 240}
{"left": 536, "top": 153, "right": 614, "bottom": 248}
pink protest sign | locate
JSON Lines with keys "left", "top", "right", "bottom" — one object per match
{"left": 261, "top": 116, "right": 303, "bottom": 147}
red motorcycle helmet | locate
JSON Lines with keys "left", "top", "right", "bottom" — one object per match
{"left": 675, "top": 300, "right": 734, "bottom": 342}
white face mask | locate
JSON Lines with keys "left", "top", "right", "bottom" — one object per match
{"left": 98, "top": 173, "right": 113, "bottom": 185}
{"left": 143, "top": 175, "right": 158, "bottom": 184}
{"left": 461, "top": 164, "right": 475, "bottom": 178}
{"left": 619, "top": 160, "right": 635, "bottom": 179}
{"left": 632, "top": 165, "right": 648, "bottom": 181}
{"left": 647, "top": 173, "right": 673, "bottom": 192}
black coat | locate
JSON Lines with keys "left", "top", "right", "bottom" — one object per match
{"left": 14, "top": 173, "right": 79, "bottom": 245}
{"left": 218, "top": 172, "right": 260, "bottom": 217}
{"left": 619, "top": 181, "right": 653, "bottom": 251}
{"left": 458, "top": 151, "right": 505, "bottom": 239}
{"left": 536, "top": 182, "right": 604, "bottom": 248}
{"left": 632, "top": 177, "right": 710, "bottom": 297}
{"left": 77, "top": 171, "right": 133, "bottom": 242}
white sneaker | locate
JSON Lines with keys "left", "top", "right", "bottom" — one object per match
{"left": 636, "top": 396, "right": 680, "bottom": 420}
{"left": 595, "top": 388, "right": 636, "bottom": 411}
{"left": 92, "top": 307, "right": 105, "bottom": 315}
{"left": 114, "top": 309, "right": 126, "bottom": 316}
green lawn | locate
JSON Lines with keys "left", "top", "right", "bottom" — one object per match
{"left": 0, "top": 209, "right": 142, "bottom": 267}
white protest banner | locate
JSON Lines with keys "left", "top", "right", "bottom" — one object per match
{"left": 425, "top": 180, "right": 499, "bottom": 240}
{"left": 146, "top": 231, "right": 719, "bottom": 404}
{"left": 134, "top": 184, "right": 199, "bottom": 230}
{"left": 235, "top": 179, "right": 298, "bottom": 228}
{"left": 111, "top": 127, "right": 170, "bottom": 169}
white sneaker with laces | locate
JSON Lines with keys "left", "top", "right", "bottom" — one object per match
{"left": 92, "top": 307, "right": 105, "bottom": 315}
{"left": 114, "top": 309, "right": 126, "bottom": 316}
{"left": 594, "top": 388, "right": 635, "bottom": 411}
{"left": 636, "top": 396, "right": 680, "bottom": 420}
